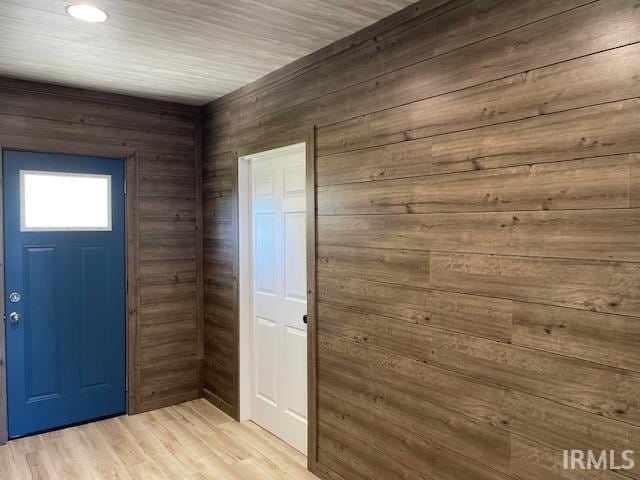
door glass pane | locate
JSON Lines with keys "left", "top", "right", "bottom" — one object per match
{"left": 20, "top": 170, "right": 112, "bottom": 231}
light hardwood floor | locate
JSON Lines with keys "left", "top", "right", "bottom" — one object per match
{"left": 0, "top": 399, "right": 318, "bottom": 480}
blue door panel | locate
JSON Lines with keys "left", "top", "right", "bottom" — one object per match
{"left": 80, "top": 245, "right": 110, "bottom": 390}
{"left": 3, "top": 150, "right": 126, "bottom": 438}
{"left": 24, "top": 246, "right": 59, "bottom": 401}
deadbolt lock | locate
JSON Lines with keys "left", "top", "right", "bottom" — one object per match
{"left": 9, "top": 292, "right": 21, "bottom": 303}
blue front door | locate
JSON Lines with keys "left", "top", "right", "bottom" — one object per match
{"left": 3, "top": 150, "right": 126, "bottom": 438}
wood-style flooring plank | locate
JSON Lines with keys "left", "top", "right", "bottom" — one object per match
{"left": 0, "top": 399, "right": 317, "bottom": 480}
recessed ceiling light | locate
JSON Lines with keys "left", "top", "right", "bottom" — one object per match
{"left": 66, "top": 4, "right": 108, "bottom": 22}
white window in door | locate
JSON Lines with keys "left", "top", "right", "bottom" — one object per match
{"left": 20, "top": 170, "right": 112, "bottom": 231}
{"left": 249, "top": 145, "right": 307, "bottom": 454}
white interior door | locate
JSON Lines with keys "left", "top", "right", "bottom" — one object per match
{"left": 250, "top": 147, "right": 307, "bottom": 453}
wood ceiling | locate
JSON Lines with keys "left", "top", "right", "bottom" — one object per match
{"left": 0, "top": 0, "right": 415, "bottom": 105}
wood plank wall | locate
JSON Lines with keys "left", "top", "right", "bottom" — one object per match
{"left": 0, "top": 77, "right": 201, "bottom": 414}
{"left": 201, "top": 147, "right": 236, "bottom": 415}
{"left": 202, "top": 0, "right": 640, "bottom": 478}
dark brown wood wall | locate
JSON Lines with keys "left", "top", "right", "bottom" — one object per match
{"left": 0, "top": 77, "right": 201, "bottom": 414}
{"left": 203, "top": 0, "right": 640, "bottom": 478}
{"left": 201, "top": 148, "right": 236, "bottom": 415}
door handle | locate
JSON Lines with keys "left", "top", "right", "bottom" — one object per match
{"left": 9, "top": 312, "right": 21, "bottom": 324}
{"left": 303, "top": 314, "right": 307, "bottom": 324}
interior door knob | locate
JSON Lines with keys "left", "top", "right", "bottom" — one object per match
{"left": 9, "top": 312, "right": 21, "bottom": 323}
{"left": 303, "top": 314, "right": 308, "bottom": 324}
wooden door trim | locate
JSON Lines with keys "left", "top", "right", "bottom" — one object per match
{"left": 0, "top": 145, "right": 140, "bottom": 445}
{"left": 306, "top": 126, "right": 318, "bottom": 473}
{"left": 125, "top": 151, "right": 140, "bottom": 416}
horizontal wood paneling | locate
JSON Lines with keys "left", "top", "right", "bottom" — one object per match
{"left": 317, "top": 245, "right": 431, "bottom": 287}
{"left": 208, "top": 0, "right": 595, "bottom": 134}
{"left": 320, "top": 388, "right": 512, "bottom": 480}
{"left": 317, "top": 303, "right": 640, "bottom": 424}
{"left": 318, "top": 361, "right": 511, "bottom": 472}
{"left": 512, "top": 303, "right": 640, "bottom": 372}
{"left": 0, "top": 77, "right": 199, "bottom": 415}
{"left": 317, "top": 209, "right": 640, "bottom": 262}
{"left": 317, "top": 273, "right": 512, "bottom": 342}
{"left": 207, "top": 0, "right": 640, "bottom": 155}
{"left": 0, "top": 86, "right": 195, "bottom": 136}
{"left": 201, "top": 149, "right": 236, "bottom": 413}
{"left": 318, "top": 335, "right": 640, "bottom": 472}
{"left": 429, "top": 252, "right": 640, "bottom": 317}
{"left": 317, "top": 155, "right": 636, "bottom": 215}
{"left": 202, "top": 0, "right": 640, "bottom": 478}
{"left": 139, "top": 196, "right": 196, "bottom": 221}
{"left": 318, "top": 43, "right": 640, "bottom": 154}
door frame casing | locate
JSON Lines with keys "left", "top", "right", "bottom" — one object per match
{"left": 237, "top": 152, "right": 252, "bottom": 422}
{"left": 0, "top": 146, "right": 140, "bottom": 445}
{"left": 232, "top": 127, "right": 318, "bottom": 471}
